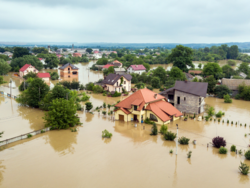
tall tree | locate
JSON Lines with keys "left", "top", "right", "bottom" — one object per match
{"left": 0, "top": 59, "right": 11, "bottom": 75}
{"left": 152, "top": 66, "right": 167, "bottom": 80}
{"left": 168, "top": 45, "right": 193, "bottom": 72}
{"left": 44, "top": 54, "right": 59, "bottom": 69}
{"left": 238, "top": 62, "right": 250, "bottom": 75}
{"left": 203, "top": 62, "right": 223, "bottom": 79}
{"left": 169, "top": 67, "right": 186, "bottom": 81}
{"left": 227, "top": 45, "right": 239, "bottom": 59}
{"left": 13, "top": 47, "right": 30, "bottom": 59}
{"left": 204, "top": 75, "right": 217, "bottom": 93}
{"left": 222, "top": 65, "right": 235, "bottom": 78}
{"left": 86, "top": 48, "right": 93, "bottom": 53}
{"left": 10, "top": 55, "right": 43, "bottom": 71}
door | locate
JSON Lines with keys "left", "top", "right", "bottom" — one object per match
{"left": 119, "top": 115, "right": 124, "bottom": 121}
{"left": 134, "top": 115, "right": 137, "bottom": 121}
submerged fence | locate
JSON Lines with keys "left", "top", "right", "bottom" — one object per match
{"left": 0, "top": 127, "right": 50, "bottom": 147}
{"left": 0, "top": 91, "right": 17, "bottom": 99}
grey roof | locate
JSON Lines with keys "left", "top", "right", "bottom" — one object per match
{"left": 114, "top": 68, "right": 126, "bottom": 72}
{"left": 159, "top": 81, "right": 208, "bottom": 97}
{"left": 222, "top": 78, "right": 250, "bottom": 90}
{"left": 102, "top": 73, "right": 132, "bottom": 85}
{"left": 185, "top": 72, "right": 193, "bottom": 79}
{"left": 59, "top": 63, "right": 79, "bottom": 70}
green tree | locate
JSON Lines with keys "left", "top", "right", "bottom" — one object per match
{"left": 23, "top": 72, "right": 38, "bottom": 79}
{"left": 16, "top": 78, "right": 50, "bottom": 108}
{"left": 203, "top": 62, "right": 223, "bottom": 79}
{"left": 238, "top": 62, "right": 250, "bottom": 75}
{"left": 62, "top": 58, "right": 72, "bottom": 65}
{"left": 227, "top": 45, "right": 238, "bottom": 59}
{"left": 204, "top": 75, "right": 217, "bottom": 93}
{"left": 0, "top": 76, "right": 6, "bottom": 84}
{"left": 151, "top": 77, "right": 161, "bottom": 88}
{"left": 214, "top": 85, "right": 231, "bottom": 98}
{"left": 224, "top": 94, "right": 232, "bottom": 103}
{"left": 43, "top": 98, "right": 80, "bottom": 129}
{"left": 44, "top": 54, "right": 59, "bottom": 69}
{"left": 222, "top": 65, "right": 235, "bottom": 78}
{"left": 96, "top": 58, "right": 108, "bottom": 65}
{"left": 85, "top": 102, "right": 93, "bottom": 111}
{"left": 143, "top": 63, "right": 150, "bottom": 72}
{"left": 0, "top": 59, "right": 11, "bottom": 75}
{"left": 0, "top": 54, "right": 9, "bottom": 61}
{"left": 168, "top": 45, "right": 193, "bottom": 72}
{"left": 169, "top": 67, "right": 186, "bottom": 80}
{"left": 153, "top": 66, "right": 167, "bottom": 80}
{"left": 13, "top": 47, "right": 30, "bottom": 59}
{"left": 86, "top": 48, "right": 93, "bottom": 54}
{"left": 135, "top": 82, "right": 145, "bottom": 89}
{"left": 32, "top": 47, "right": 48, "bottom": 54}
{"left": 103, "top": 66, "right": 114, "bottom": 76}
{"left": 10, "top": 55, "right": 43, "bottom": 71}
{"left": 93, "top": 85, "right": 103, "bottom": 93}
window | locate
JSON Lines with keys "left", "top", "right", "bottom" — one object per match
{"left": 150, "top": 114, "right": 158, "bottom": 122}
{"left": 184, "top": 97, "right": 186, "bottom": 101}
{"left": 177, "top": 96, "right": 180, "bottom": 104}
{"left": 134, "top": 106, "right": 137, "bottom": 110}
{"left": 124, "top": 81, "right": 126, "bottom": 84}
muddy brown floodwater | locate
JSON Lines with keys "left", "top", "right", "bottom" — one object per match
{"left": 0, "top": 61, "right": 250, "bottom": 187}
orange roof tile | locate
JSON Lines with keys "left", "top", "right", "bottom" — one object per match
{"left": 114, "top": 107, "right": 131, "bottom": 115}
{"left": 131, "top": 99, "right": 143, "bottom": 106}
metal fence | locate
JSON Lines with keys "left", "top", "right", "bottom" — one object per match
{"left": 0, "top": 91, "right": 17, "bottom": 99}
{"left": 0, "top": 127, "right": 50, "bottom": 147}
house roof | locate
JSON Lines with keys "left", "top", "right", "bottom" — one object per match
{"left": 221, "top": 78, "right": 250, "bottom": 90}
{"left": 102, "top": 73, "right": 132, "bottom": 85}
{"left": 59, "top": 63, "right": 79, "bottom": 70}
{"left": 37, "top": 73, "right": 50, "bottom": 78}
{"left": 103, "top": 64, "right": 114, "bottom": 69}
{"left": 19, "top": 64, "right": 36, "bottom": 72}
{"left": 129, "top": 64, "right": 146, "bottom": 71}
{"left": 114, "top": 67, "right": 126, "bottom": 72}
{"left": 185, "top": 72, "right": 194, "bottom": 79}
{"left": 119, "top": 107, "right": 131, "bottom": 115}
{"left": 113, "top": 60, "right": 122, "bottom": 64}
{"left": 159, "top": 81, "right": 208, "bottom": 97}
{"left": 188, "top": 70, "right": 202, "bottom": 74}
{"left": 115, "top": 88, "right": 182, "bottom": 122}
{"left": 38, "top": 58, "right": 43, "bottom": 61}
{"left": 73, "top": 53, "right": 81, "bottom": 55}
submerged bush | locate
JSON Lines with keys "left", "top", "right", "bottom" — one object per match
{"left": 219, "top": 146, "right": 227, "bottom": 154}
{"left": 144, "top": 117, "right": 154, "bottom": 125}
{"left": 150, "top": 123, "right": 158, "bottom": 135}
{"left": 239, "top": 162, "right": 249, "bottom": 175}
{"left": 27, "top": 134, "right": 32, "bottom": 138}
{"left": 159, "top": 124, "right": 168, "bottom": 134}
{"left": 169, "top": 149, "right": 173, "bottom": 154}
{"left": 178, "top": 136, "right": 190, "bottom": 145}
{"left": 245, "top": 150, "right": 250, "bottom": 160}
{"left": 224, "top": 94, "right": 232, "bottom": 103}
{"left": 212, "top": 136, "right": 226, "bottom": 148}
{"left": 216, "top": 111, "right": 224, "bottom": 118}
{"left": 102, "top": 129, "right": 112, "bottom": 138}
{"left": 187, "top": 151, "right": 192, "bottom": 158}
{"left": 164, "top": 131, "right": 176, "bottom": 141}
{"left": 230, "top": 145, "right": 236, "bottom": 152}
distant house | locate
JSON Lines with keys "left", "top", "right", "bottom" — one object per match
{"left": 159, "top": 81, "right": 208, "bottom": 114}
{"left": 37, "top": 73, "right": 50, "bottom": 82}
{"left": 185, "top": 72, "right": 194, "bottom": 81}
{"left": 73, "top": 53, "right": 81, "bottom": 57}
{"left": 59, "top": 63, "right": 79, "bottom": 78}
{"left": 239, "top": 72, "right": 247, "bottom": 79}
{"left": 112, "top": 60, "right": 122, "bottom": 67}
{"left": 188, "top": 70, "right": 202, "bottom": 75}
{"left": 38, "top": 58, "right": 45, "bottom": 65}
{"left": 101, "top": 73, "right": 132, "bottom": 92}
{"left": 93, "top": 53, "right": 102, "bottom": 59}
{"left": 56, "top": 54, "right": 62, "bottom": 58}
{"left": 127, "top": 64, "right": 146, "bottom": 74}
{"left": 114, "top": 67, "right": 126, "bottom": 75}
{"left": 102, "top": 64, "right": 114, "bottom": 70}
{"left": 93, "top": 50, "right": 99, "bottom": 54}
{"left": 19, "top": 64, "right": 39, "bottom": 78}
{"left": 114, "top": 88, "right": 182, "bottom": 124}
{"left": 221, "top": 78, "right": 250, "bottom": 91}
{"left": 112, "top": 51, "right": 117, "bottom": 54}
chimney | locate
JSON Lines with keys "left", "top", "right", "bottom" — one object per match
{"left": 154, "top": 94, "right": 157, "bottom": 99}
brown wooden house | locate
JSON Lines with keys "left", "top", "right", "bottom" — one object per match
{"left": 59, "top": 63, "right": 79, "bottom": 78}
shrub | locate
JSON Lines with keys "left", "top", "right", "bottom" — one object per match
{"left": 103, "top": 102, "right": 106, "bottom": 108}
{"left": 93, "top": 85, "right": 103, "bottom": 93}
{"left": 79, "top": 84, "right": 85, "bottom": 90}
{"left": 214, "top": 85, "right": 231, "bottom": 98}
{"left": 230, "top": 145, "right": 236, "bottom": 152}
{"left": 219, "top": 146, "right": 227, "bottom": 154}
{"left": 147, "top": 85, "right": 153, "bottom": 91}
{"left": 239, "top": 150, "right": 242, "bottom": 155}
{"left": 110, "top": 111, "right": 113, "bottom": 115}
{"left": 169, "top": 149, "right": 173, "bottom": 154}
{"left": 144, "top": 117, "right": 154, "bottom": 124}
{"left": 81, "top": 92, "right": 90, "bottom": 102}
{"left": 222, "top": 120, "right": 224, "bottom": 123}
{"left": 85, "top": 102, "right": 93, "bottom": 111}
{"left": 231, "top": 121, "right": 233, "bottom": 124}
{"left": 102, "top": 111, "right": 106, "bottom": 116}
{"left": 102, "top": 129, "right": 112, "bottom": 138}
{"left": 227, "top": 60, "right": 236, "bottom": 66}
{"left": 212, "top": 136, "right": 226, "bottom": 148}
{"left": 111, "top": 91, "right": 121, "bottom": 97}
{"left": 187, "top": 151, "right": 192, "bottom": 158}
{"left": 150, "top": 123, "right": 158, "bottom": 135}
{"left": 215, "top": 111, "right": 224, "bottom": 118}
{"left": 159, "top": 124, "right": 168, "bottom": 134}
{"left": 178, "top": 136, "right": 190, "bottom": 145}
{"left": 71, "top": 128, "right": 77, "bottom": 132}
{"left": 164, "top": 131, "right": 176, "bottom": 141}
{"left": 41, "top": 129, "right": 45, "bottom": 133}
{"left": 239, "top": 162, "right": 249, "bottom": 175}
{"left": 224, "top": 94, "right": 232, "bottom": 103}
{"left": 245, "top": 150, "right": 250, "bottom": 160}
{"left": 207, "top": 106, "right": 215, "bottom": 117}
{"left": 205, "top": 116, "right": 210, "bottom": 121}
{"left": 227, "top": 120, "right": 229, "bottom": 123}
{"left": 108, "top": 104, "right": 111, "bottom": 109}
{"left": 235, "top": 94, "right": 241, "bottom": 99}
{"left": 27, "top": 134, "right": 32, "bottom": 138}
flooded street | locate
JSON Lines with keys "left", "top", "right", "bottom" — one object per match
{"left": 0, "top": 61, "right": 250, "bottom": 188}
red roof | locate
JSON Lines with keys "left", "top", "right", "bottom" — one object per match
{"left": 94, "top": 51, "right": 99, "bottom": 54}
{"left": 37, "top": 73, "right": 50, "bottom": 78}
{"left": 19, "top": 64, "right": 33, "bottom": 72}
{"left": 56, "top": 54, "right": 62, "bottom": 57}
{"left": 103, "top": 64, "right": 114, "bottom": 69}
{"left": 38, "top": 58, "right": 43, "bottom": 61}
{"left": 113, "top": 60, "right": 122, "bottom": 65}
{"left": 115, "top": 88, "right": 182, "bottom": 122}
{"left": 129, "top": 64, "right": 146, "bottom": 71}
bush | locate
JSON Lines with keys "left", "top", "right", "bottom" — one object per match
{"left": 102, "top": 111, "right": 106, "bottom": 115}
{"left": 224, "top": 94, "right": 232, "bottom": 103}
{"left": 147, "top": 85, "right": 153, "bottom": 91}
{"left": 144, "top": 117, "right": 154, "bottom": 124}
{"left": 178, "top": 136, "right": 190, "bottom": 145}
{"left": 93, "top": 85, "right": 103, "bottom": 93}
{"left": 159, "top": 124, "right": 168, "bottom": 134}
{"left": 85, "top": 102, "right": 93, "bottom": 111}
{"left": 207, "top": 106, "right": 215, "bottom": 117}
{"left": 111, "top": 91, "right": 121, "bottom": 97}
{"left": 230, "top": 145, "right": 236, "bottom": 152}
{"left": 235, "top": 94, "right": 241, "bottom": 99}
{"left": 212, "top": 136, "right": 226, "bottom": 148}
{"left": 71, "top": 128, "right": 77, "bottom": 132}
{"left": 187, "top": 151, "right": 192, "bottom": 158}
{"left": 150, "top": 123, "right": 158, "bottom": 135}
{"left": 41, "top": 129, "right": 45, "bottom": 133}
{"left": 103, "top": 102, "right": 106, "bottom": 108}
{"left": 79, "top": 84, "right": 85, "bottom": 90}
{"left": 50, "top": 72, "right": 59, "bottom": 80}
{"left": 164, "top": 131, "right": 176, "bottom": 141}
{"left": 27, "top": 134, "right": 32, "bottom": 138}
{"left": 214, "top": 85, "right": 231, "bottom": 98}
{"left": 239, "top": 162, "right": 249, "bottom": 175}
{"left": 102, "top": 129, "right": 112, "bottom": 138}
{"left": 219, "top": 146, "right": 227, "bottom": 154}
{"left": 227, "top": 60, "right": 236, "bottom": 66}
{"left": 81, "top": 92, "right": 90, "bottom": 102}
{"left": 169, "top": 149, "right": 173, "bottom": 154}
{"left": 86, "top": 82, "right": 94, "bottom": 91}
{"left": 215, "top": 111, "right": 224, "bottom": 118}
{"left": 245, "top": 150, "right": 250, "bottom": 160}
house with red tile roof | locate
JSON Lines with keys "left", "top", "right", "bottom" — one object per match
{"left": 127, "top": 64, "right": 146, "bottom": 74}
{"left": 112, "top": 60, "right": 122, "bottom": 67}
{"left": 56, "top": 54, "right": 62, "bottom": 58}
{"left": 73, "top": 53, "right": 81, "bottom": 57}
{"left": 115, "top": 88, "right": 182, "bottom": 124}
{"left": 37, "top": 73, "right": 50, "bottom": 82}
{"left": 102, "top": 64, "right": 114, "bottom": 70}
{"left": 19, "top": 64, "right": 39, "bottom": 78}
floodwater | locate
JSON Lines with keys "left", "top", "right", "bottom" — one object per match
{"left": 0, "top": 61, "right": 250, "bottom": 187}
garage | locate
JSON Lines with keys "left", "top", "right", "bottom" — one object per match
{"left": 119, "top": 115, "right": 124, "bottom": 121}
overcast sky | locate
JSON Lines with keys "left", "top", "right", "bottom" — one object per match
{"left": 1, "top": 0, "right": 250, "bottom": 43}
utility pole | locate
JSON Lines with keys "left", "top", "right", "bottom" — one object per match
{"left": 9, "top": 79, "right": 12, "bottom": 97}
{"left": 176, "top": 124, "right": 178, "bottom": 155}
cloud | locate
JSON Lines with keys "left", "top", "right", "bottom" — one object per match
{"left": 0, "top": 0, "right": 250, "bottom": 43}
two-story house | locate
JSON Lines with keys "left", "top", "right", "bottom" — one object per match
{"left": 101, "top": 73, "right": 132, "bottom": 92}
{"left": 59, "top": 63, "right": 79, "bottom": 78}
{"left": 115, "top": 88, "right": 182, "bottom": 124}
{"left": 19, "top": 64, "right": 39, "bottom": 78}
{"left": 159, "top": 81, "right": 208, "bottom": 114}
{"left": 127, "top": 65, "right": 146, "bottom": 74}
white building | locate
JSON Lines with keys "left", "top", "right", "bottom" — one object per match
{"left": 127, "top": 64, "right": 146, "bottom": 75}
